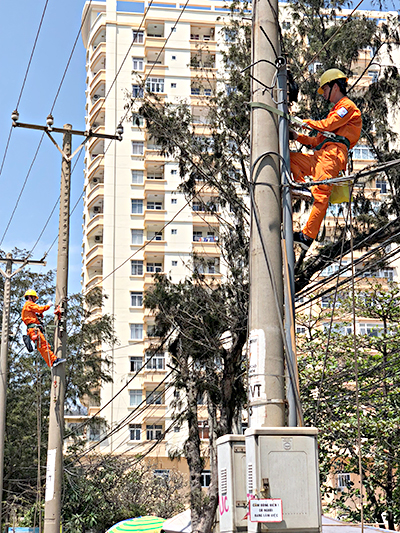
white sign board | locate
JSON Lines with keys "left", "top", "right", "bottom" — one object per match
{"left": 249, "top": 499, "right": 283, "bottom": 523}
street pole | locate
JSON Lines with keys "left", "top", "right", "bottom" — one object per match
{"left": 0, "top": 254, "right": 46, "bottom": 530}
{"left": 0, "top": 254, "right": 11, "bottom": 530}
{"left": 248, "top": 0, "right": 285, "bottom": 428}
{"left": 44, "top": 125, "right": 71, "bottom": 533}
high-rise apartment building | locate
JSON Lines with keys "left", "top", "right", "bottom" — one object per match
{"left": 80, "top": 0, "right": 232, "bottom": 475}
{"left": 78, "top": 0, "right": 400, "bottom": 482}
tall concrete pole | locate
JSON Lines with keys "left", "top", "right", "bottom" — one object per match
{"left": 248, "top": 0, "right": 285, "bottom": 428}
{"left": 0, "top": 254, "right": 12, "bottom": 527}
{"left": 44, "top": 125, "right": 71, "bottom": 533}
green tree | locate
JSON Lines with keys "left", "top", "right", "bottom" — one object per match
{"left": 60, "top": 454, "right": 187, "bottom": 533}
{"left": 0, "top": 249, "right": 116, "bottom": 527}
{"left": 298, "top": 282, "right": 400, "bottom": 530}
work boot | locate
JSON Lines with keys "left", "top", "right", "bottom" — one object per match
{"left": 22, "top": 335, "right": 34, "bottom": 353}
{"left": 293, "top": 231, "right": 314, "bottom": 251}
{"left": 52, "top": 358, "right": 66, "bottom": 367}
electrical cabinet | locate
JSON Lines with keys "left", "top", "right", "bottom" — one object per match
{"left": 216, "top": 435, "right": 248, "bottom": 533}
{"left": 245, "top": 427, "right": 321, "bottom": 533}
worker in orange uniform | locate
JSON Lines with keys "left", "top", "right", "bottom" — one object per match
{"left": 21, "top": 289, "right": 65, "bottom": 368}
{"left": 290, "top": 68, "right": 362, "bottom": 251}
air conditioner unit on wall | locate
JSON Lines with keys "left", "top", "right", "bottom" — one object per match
{"left": 95, "top": 235, "right": 103, "bottom": 243}
{"left": 93, "top": 206, "right": 101, "bottom": 213}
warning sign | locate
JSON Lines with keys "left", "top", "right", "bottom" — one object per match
{"left": 249, "top": 499, "right": 283, "bottom": 523}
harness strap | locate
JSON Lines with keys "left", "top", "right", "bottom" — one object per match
{"left": 249, "top": 101, "right": 351, "bottom": 151}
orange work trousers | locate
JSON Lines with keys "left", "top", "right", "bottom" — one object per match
{"left": 27, "top": 327, "right": 56, "bottom": 368}
{"left": 290, "top": 144, "right": 347, "bottom": 240}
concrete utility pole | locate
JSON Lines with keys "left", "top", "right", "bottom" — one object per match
{"left": 0, "top": 254, "right": 46, "bottom": 531}
{"left": 43, "top": 125, "right": 71, "bottom": 533}
{"left": 248, "top": 0, "right": 285, "bottom": 428}
{"left": 11, "top": 113, "right": 123, "bottom": 533}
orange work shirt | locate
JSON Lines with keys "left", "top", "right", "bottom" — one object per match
{"left": 21, "top": 301, "right": 51, "bottom": 326}
{"left": 296, "top": 96, "right": 362, "bottom": 150}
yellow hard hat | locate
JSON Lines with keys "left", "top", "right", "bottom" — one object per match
{"left": 24, "top": 289, "right": 38, "bottom": 299}
{"left": 318, "top": 68, "right": 348, "bottom": 95}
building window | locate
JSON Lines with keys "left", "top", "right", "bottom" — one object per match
{"left": 172, "top": 261, "right": 178, "bottom": 266}
{"left": 171, "top": 169, "right": 177, "bottom": 175}
{"left": 132, "top": 30, "right": 144, "bottom": 43}
{"left": 130, "top": 390, "right": 142, "bottom": 406}
{"left": 198, "top": 421, "right": 209, "bottom": 439}
{"left": 131, "top": 229, "right": 143, "bottom": 245}
{"left": 132, "top": 114, "right": 144, "bottom": 127}
{"left": 147, "top": 231, "right": 163, "bottom": 241}
{"left": 376, "top": 179, "right": 387, "bottom": 194}
{"left": 352, "top": 145, "right": 375, "bottom": 160}
{"left": 201, "top": 470, "right": 211, "bottom": 487}
{"left": 321, "top": 295, "right": 333, "bottom": 309}
{"left": 358, "top": 323, "right": 382, "bottom": 337}
{"left": 146, "top": 78, "right": 164, "bottom": 93}
{"left": 171, "top": 82, "right": 177, "bottom": 88}
{"left": 88, "top": 423, "right": 101, "bottom": 441}
{"left": 130, "top": 324, "right": 143, "bottom": 340}
{"left": 296, "top": 325, "right": 306, "bottom": 334}
{"left": 171, "top": 55, "right": 177, "bottom": 60}
{"left": 132, "top": 170, "right": 144, "bottom": 184}
{"left": 147, "top": 201, "right": 163, "bottom": 210}
{"left": 337, "top": 473, "right": 351, "bottom": 490}
{"left": 131, "top": 199, "right": 143, "bottom": 214}
{"left": 146, "top": 325, "right": 157, "bottom": 337}
{"left": 130, "top": 356, "right": 143, "bottom": 372}
{"left": 132, "top": 141, "right": 144, "bottom": 155}
{"left": 146, "top": 389, "right": 164, "bottom": 405}
{"left": 131, "top": 292, "right": 143, "bottom": 307}
{"left": 145, "top": 351, "right": 165, "bottom": 370}
{"left": 147, "top": 172, "right": 163, "bottom": 180}
{"left": 132, "top": 85, "right": 144, "bottom": 98}
{"left": 147, "top": 262, "right": 163, "bottom": 273}
{"left": 146, "top": 424, "right": 163, "bottom": 440}
{"left": 171, "top": 198, "right": 177, "bottom": 204}
{"left": 131, "top": 260, "right": 143, "bottom": 275}
{"left": 171, "top": 229, "right": 177, "bottom": 235}
{"left": 130, "top": 424, "right": 141, "bottom": 441}
{"left": 154, "top": 469, "right": 170, "bottom": 480}
{"left": 132, "top": 57, "right": 144, "bottom": 70}
{"left": 368, "top": 70, "right": 379, "bottom": 83}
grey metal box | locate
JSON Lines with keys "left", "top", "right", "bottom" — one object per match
{"left": 245, "top": 427, "right": 321, "bottom": 532}
{"left": 217, "top": 434, "right": 248, "bottom": 533}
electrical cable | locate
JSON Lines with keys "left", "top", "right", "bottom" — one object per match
{"left": 0, "top": 0, "right": 50, "bottom": 179}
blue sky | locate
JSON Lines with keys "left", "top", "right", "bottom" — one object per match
{"left": 0, "top": 0, "right": 398, "bottom": 296}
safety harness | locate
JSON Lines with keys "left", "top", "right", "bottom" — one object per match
{"left": 249, "top": 101, "right": 351, "bottom": 152}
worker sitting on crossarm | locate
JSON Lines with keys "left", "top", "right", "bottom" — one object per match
{"left": 290, "top": 68, "right": 362, "bottom": 251}
{"left": 21, "top": 289, "right": 65, "bottom": 368}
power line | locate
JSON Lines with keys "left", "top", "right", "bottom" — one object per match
{"left": 0, "top": 0, "right": 50, "bottom": 179}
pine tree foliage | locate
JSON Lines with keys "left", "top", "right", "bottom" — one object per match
{"left": 0, "top": 249, "right": 115, "bottom": 527}
{"left": 298, "top": 282, "right": 400, "bottom": 529}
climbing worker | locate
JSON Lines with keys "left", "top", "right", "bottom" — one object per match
{"left": 290, "top": 68, "right": 362, "bottom": 251}
{"left": 21, "top": 289, "right": 65, "bottom": 368}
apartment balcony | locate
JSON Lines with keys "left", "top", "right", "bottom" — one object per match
{"left": 86, "top": 181, "right": 104, "bottom": 207}
{"left": 85, "top": 244, "right": 103, "bottom": 267}
{"left": 144, "top": 179, "right": 166, "bottom": 193}
{"left": 89, "top": 96, "right": 105, "bottom": 116}
{"left": 144, "top": 37, "right": 166, "bottom": 54}
{"left": 90, "top": 43, "right": 106, "bottom": 70}
{"left": 143, "top": 240, "right": 166, "bottom": 254}
{"left": 86, "top": 213, "right": 104, "bottom": 233}
{"left": 192, "top": 210, "right": 219, "bottom": 224}
{"left": 84, "top": 274, "right": 103, "bottom": 292}
{"left": 192, "top": 241, "right": 220, "bottom": 255}
{"left": 144, "top": 148, "right": 165, "bottom": 163}
{"left": 144, "top": 63, "right": 167, "bottom": 78}
{"left": 144, "top": 209, "right": 166, "bottom": 223}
